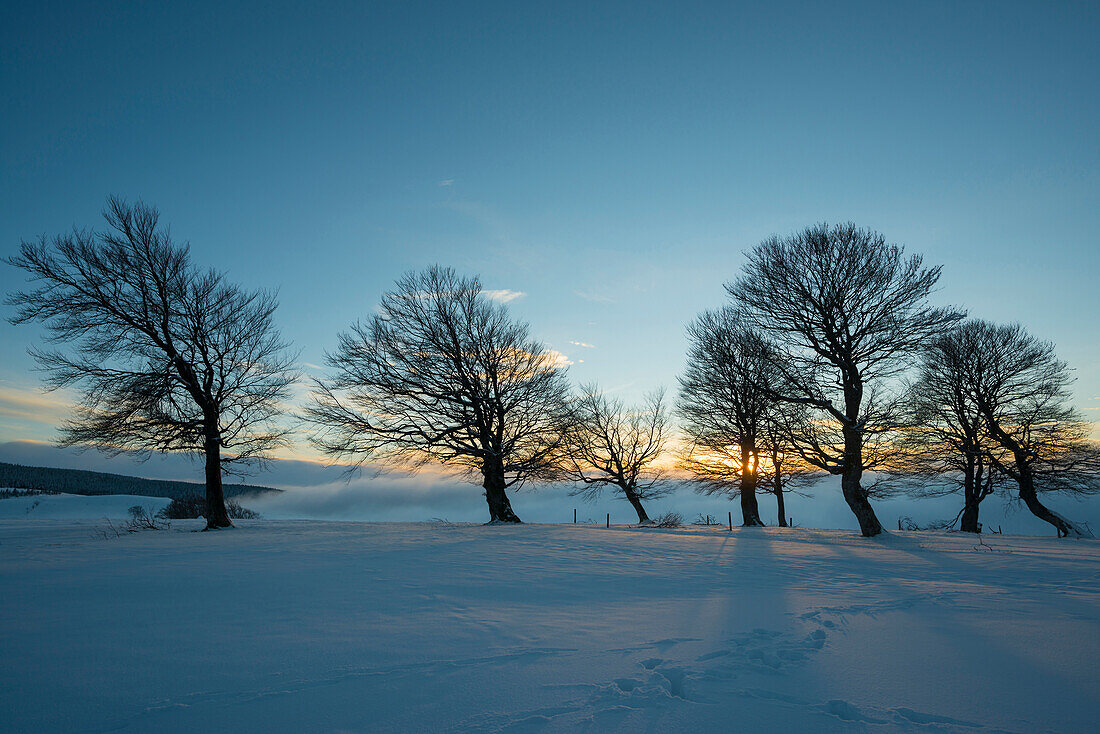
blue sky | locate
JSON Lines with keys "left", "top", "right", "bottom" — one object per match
{"left": 2, "top": 0, "right": 1099, "bottom": 451}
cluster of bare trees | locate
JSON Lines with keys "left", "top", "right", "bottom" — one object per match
{"left": 306, "top": 268, "right": 672, "bottom": 524}
{"left": 676, "top": 308, "right": 814, "bottom": 528}
{"left": 6, "top": 201, "right": 1098, "bottom": 536}
{"left": 675, "top": 223, "right": 1099, "bottom": 537}
{"left": 897, "top": 321, "right": 1100, "bottom": 537}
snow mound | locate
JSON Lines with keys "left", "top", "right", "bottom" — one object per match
{"left": 0, "top": 491, "right": 171, "bottom": 519}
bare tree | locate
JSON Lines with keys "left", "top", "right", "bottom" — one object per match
{"left": 946, "top": 320, "right": 1098, "bottom": 537}
{"left": 306, "top": 266, "right": 572, "bottom": 523}
{"left": 897, "top": 331, "right": 1011, "bottom": 532}
{"left": 758, "top": 408, "right": 819, "bottom": 527}
{"left": 564, "top": 385, "right": 670, "bottom": 524}
{"left": 5, "top": 198, "right": 298, "bottom": 529}
{"left": 726, "top": 223, "right": 964, "bottom": 536}
{"left": 677, "top": 307, "right": 775, "bottom": 526}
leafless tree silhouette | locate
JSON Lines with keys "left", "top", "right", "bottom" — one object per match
{"left": 897, "top": 329, "right": 1011, "bottom": 532}
{"left": 564, "top": 385, "right": 670, "bottom": 524}
{"left": 758, "top": 407, "right": 820, "bottom": 527}
{"left": 946, "top": 320, "right": 1099, "bottom": 537}
{"left": 677, "top": 308, "right": 776, "bottom": 526}
{"left": 6, "top": 198, "right": 298, "bottom": 529}
{"left": 726, "top": 223, "right": 965, "bottom": 536}
{"left": 306, "top": 266, "right": 572, "bottom": 523}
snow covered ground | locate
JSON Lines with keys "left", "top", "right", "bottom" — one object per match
{"left": 0, "top": 491, "right": 170, "bottom": 519}
{"left": 1, "top": 518, "right": 1098, "bottom": 732}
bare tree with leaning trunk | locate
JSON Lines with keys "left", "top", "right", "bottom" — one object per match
{"left": 5, "top": 198, "right": 298, "bottom": 529}
{"left": 564, "top": 385, "right": 670, "bottom": 524}
{"left": 726, "top": 223, "right": 964, "bottom": 537}
{"left": 948, "top": 320, "right": 1098, "bottom": 537}
{"left": 306, "top": 266, "right": 572, "bottom": 523}
{"left": 898, "top": 330, "right": 1010, "bottom": 532}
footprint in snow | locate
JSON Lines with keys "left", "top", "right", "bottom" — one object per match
{"left": 817, "top": 699, "right": 888, "bottom": 724}
{"left": 696, "top": 649, "right": 731, "bottom": 661}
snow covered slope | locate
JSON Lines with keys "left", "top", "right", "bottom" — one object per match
{"left": 0, "top": 491, "right": 170, "bottom": 519}
{"left": 0, "top": 521, "right": 1097, "bottom": 732}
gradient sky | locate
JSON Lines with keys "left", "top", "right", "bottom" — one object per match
{"left": 2, "top": 0, "right": 1098, "bottom": 453}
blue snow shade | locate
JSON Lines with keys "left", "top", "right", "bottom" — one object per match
{"left": 0, "top": 519, "right": 1096, "bottom": 731}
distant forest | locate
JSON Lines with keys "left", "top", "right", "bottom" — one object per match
{"left": 0, "top": 462, "right": 280, "bottom": 500}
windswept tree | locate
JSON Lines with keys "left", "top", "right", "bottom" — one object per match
{"left": 727, "top": 223, "right": 964, "bottom": 536}
{"left": 564, "top": 385, "right": 670, "bottom": 524}
{"left": 948, "top": 320, "right": 1099, "bottom": 537}
{"left": 899, "top": 331, "right": 1009, "bottom": 532}
{"left": 306, "top": 266, "right": 572, "bottom": 523}
{"left": 5, "top": 197, "right": 298, "bottom": 529}
{"left": 677, "top": 307, "right": 776, "bottom": 526}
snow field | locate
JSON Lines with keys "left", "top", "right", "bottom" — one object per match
{"left": 0, "top": 520, "right": 1097, "bottom": 732}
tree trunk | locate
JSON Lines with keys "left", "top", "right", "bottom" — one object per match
{"left": 774, "top": 474, "right": 788, "bottom": 528}
{"left": 840, "top": 423, "right": 883, "bottom": 537}
{"left": 983, "top": 418, "right": 1091, "bottom": 538}
{"left": 203, "top": 433, "right": 232, "bottom": 529}
{"left": 1015, "top": 459, "right": 1085, "bottom": 537}
{"left": 959, "top": 499, "right": 981, "bottom": 533}
{"left": 739, "top": 444, "right": 765, "bottom": 526}
{"left": 623, "top": 484, "right": 651, "bottom": 524}
{"left": 482, "top": 457, "right": 522, "bottom": 523}
{"left": 959, "top": 458, "right": 981, "bottom": 533}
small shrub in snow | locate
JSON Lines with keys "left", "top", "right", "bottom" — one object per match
{"left": 95, "top": 507, "right": 169, "bottom": 539}
{"left": 692, "top": 513, "right": 718, "bottom": 526}
{"left": 227, "top": 500, "right": 261, "bottom": 520}
{"left": 897, "top": 516, "right": 921, "bottom": 532}
{"left": 95, "top": 519, "right": 122, "bottom": 540}
{"left": 656, "top": 512, "right": 683, "bottom": 528}
{"left": 159, "top": 494, "right": 206, "bottom": 520}
{"left": 124, "top": 505, "right": 170, "bottom": 531}
{"left": 898, "top": 516, "right": 955, "bottom": 532}
{"left": 158, "top": 493, "right": 260, "bottom": 520}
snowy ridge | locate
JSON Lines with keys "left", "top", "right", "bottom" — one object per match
{"left": 0, "top": 491, "right": 171, "bottom": 519}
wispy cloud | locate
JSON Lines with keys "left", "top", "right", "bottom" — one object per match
{"left": 483, "top": 289, "right": 526, "bottom": 303}
{"left": 574, "top": 290, "right": 614, "bottom": 303}
{"left": 0, "top": 385, "right": 73, "bottom": 424}
{"left": 545, "top": 349, "right": 573, "bottom": 368}
{"left": 438, "top": 179, "right": 454, "bottom": 187}
{"left": 568, "top": 340, "right": 596, "bottom": 349}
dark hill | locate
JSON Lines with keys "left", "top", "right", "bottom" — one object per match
{"left": 0, "top": 461, "right": 280, "bottom": 499}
